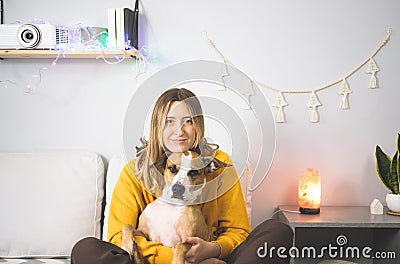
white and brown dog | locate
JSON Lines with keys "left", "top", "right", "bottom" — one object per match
{"left": 121, "top": 150, "right": 230, "bottom": 264}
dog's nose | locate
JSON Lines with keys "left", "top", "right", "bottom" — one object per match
{"left": 171, "top": 182, "right": 185, "bottom": 199}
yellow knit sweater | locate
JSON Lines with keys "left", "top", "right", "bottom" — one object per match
{"left": 107, "top": 150, "right": 251, "bottom": 263}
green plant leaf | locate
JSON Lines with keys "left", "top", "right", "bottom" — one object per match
{"left": 390, "top": 152, "right": 400, "bottom": 194}
{"left": 375, "top": 145, "right": 392, "bottom": 192}
{"left": 397, "top": 133, "right": 400, "bottom": 153}
{"left": 398, "top": 154, "right": 400, "bottom": 193}
{"left": 398, "top": 152, "right": 400, "bottom": 192}
{"left": 397, "top": 134, "right": 400, "bottom": 189}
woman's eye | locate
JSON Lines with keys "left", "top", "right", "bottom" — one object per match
{"left": 165, "top": 119, "right": 174, "bottom": 125}
{"left": 184, "top": 118, "right": 193, "bottom": 124}
{"left": 168, "top": 165, "right": 178, "bottom": 173}
{"left": 188, "top": 170, "right": 199, "bottom": 177}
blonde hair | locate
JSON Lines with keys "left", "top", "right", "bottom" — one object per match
{"left": 135, "top": 88, "right": 205, "bottom": 196}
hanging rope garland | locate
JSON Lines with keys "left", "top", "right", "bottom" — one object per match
{"left": 204, "top": 28, "right": 392, "bottom": 123}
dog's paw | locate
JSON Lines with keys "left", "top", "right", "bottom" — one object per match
{"left": 121, "top": 224, "right": 147, "bottom": 264}
{"left": 121, "top": 224, "right": 135, "bottom": 255}
{"left": 172, "top": 242, "right": 191, "bottom": 264}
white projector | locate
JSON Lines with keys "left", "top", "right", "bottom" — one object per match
{"left": 0, "top": 23, "right": 57, "bottom": 49}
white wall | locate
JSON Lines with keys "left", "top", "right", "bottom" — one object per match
{"left": 1, "top": 0, "right": 399, "bottom": 228}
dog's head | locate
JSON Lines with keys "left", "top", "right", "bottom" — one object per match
{"left": 161, "top": 150, "right": 230, "bottom": 203}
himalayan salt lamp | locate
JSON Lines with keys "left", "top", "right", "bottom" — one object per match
{"left": 298, "top": 168, "right": 321, "bottom": 214}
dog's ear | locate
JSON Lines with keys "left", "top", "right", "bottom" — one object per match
{"left": 151, "top": 152, "right": 168, "bottom": 174}
{"left": 204, "top": 158, "right": 231, "bottom": 174}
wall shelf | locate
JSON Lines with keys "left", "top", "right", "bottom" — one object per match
{"left": 0, "top": 49, "right": 137, "bottom": 59}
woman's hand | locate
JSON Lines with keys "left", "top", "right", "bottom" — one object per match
{"left": 184, "top": 237, "right": 222, "bottom": 264}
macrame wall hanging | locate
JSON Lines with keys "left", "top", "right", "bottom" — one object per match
{"left": 205, "top": 28, "right": 392, "bottom": 123}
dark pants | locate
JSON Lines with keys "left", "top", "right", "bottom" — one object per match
{"left": 226, "top": 219, "right": 293, "bottom": 264}
{"left": 71, "top": 219, "right": 293, "bottom": 264}
{"left": 71, "top": 237, "right": 133, "bottom": 264}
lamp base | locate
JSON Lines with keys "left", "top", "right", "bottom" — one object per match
{"left": 299, "top": 207, "right": 320, "bottom": 214}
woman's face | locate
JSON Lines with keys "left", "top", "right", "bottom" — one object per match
{"left": 162, "top": 101, "right": 196, "bottom": 153}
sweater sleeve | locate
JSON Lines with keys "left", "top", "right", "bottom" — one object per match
{"left": 107, "top": 160, "right": 173, "bottom": 263}
{"left": 212, "top": 151, "right": 252, "bottom": 259}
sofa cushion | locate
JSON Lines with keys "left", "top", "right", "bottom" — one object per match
{"left": 0, "top": 259, "right": 71, "bottom": 263}
{"left": 102, "top": 155, "right": 127, "bottom": 241}
{"left": 0, "top": 151, "right": 105, "bottom": 258}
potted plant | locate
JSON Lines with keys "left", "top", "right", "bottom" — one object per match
{"left": 375, "top": 133, "right": 400, "bottom": 213}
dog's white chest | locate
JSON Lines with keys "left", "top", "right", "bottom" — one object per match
{"left": 140, "top": 200, "right": 184, "bottom": 247}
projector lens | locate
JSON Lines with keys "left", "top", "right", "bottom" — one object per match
{"left": 18, "top": 24, "right": 41, "bottom": 48}
{"left": 22, "top": 30, "right": 34, "bottom": 42}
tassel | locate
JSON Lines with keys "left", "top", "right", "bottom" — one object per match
{"left": 273, "top": 92, "right": 288, "bottom": 123}
{"left": 242, "top": 103, "right": 251, "bottom": 109}
{"left": 242, "top": 81, "right": 255, "bottom": 110}
{"left": 369, "top": 73, "right": 378, "bottom": 89}
{"left": 307, "top": 92, "right": 322, "bottom": 123}
{"left": 338, "top": 79, "right": 352, "bottom": 109}
{"left": 242, "top": 100, "right": 251, "bottom": 110}
{"left": 340, "top": 93, "right": 350, "bottom": 109}
{"left": 217, "top": 61, "right": 229, "bottom": 91}
{"left": 310, "top": 108, "right": 319, "bottom": 123}
{"left": 276, "top": 108, "right": 286, "bottom": 123}
{"left": 217, "top": 81, "right": 227, "bottom": 91}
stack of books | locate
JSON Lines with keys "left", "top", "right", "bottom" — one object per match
{"left": 107, "top": 2, "right": 138, "bottom": 50}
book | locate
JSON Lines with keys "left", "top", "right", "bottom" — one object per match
{"left": 115, "top": 8, "right": 124, "bottom": 49}
{"left": 107, "top": 8, "right": 117, "bottom": 48}
{"left": 110, "top": 5, "right": 138, "bottom": 50}
{"left": 124, "top": 5, "right": 139, "bottom": 49}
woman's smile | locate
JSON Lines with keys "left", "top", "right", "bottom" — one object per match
{"left": 171, "top": 138, "right": 187, "bottom": 144}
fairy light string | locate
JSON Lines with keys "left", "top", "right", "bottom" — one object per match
{"left": 0, "top": 80, "right": 16, "bottom": 88}
{"left": 1, "top": 23, "right": 150, "bottom": 93}
{"left": 204, "top": 28, "right": 392, "bottom": 123}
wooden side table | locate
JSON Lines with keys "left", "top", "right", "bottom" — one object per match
{"left": 276, "top": 205, "right": 400, "bottom": 264}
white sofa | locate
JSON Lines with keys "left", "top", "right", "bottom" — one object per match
{"left": 0, "top": 151, "right": 105, "bottom": 263}
{"left": 0, "top": 151, "right": 253, "bottom": 263}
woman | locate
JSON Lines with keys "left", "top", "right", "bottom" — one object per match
{"left": 71, "top": 88, "right": 293, "bottom": 264}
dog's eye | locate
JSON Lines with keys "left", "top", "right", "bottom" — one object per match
{"left": 168, "top": 165, "right": 178, "bottom": 173}
{"left": 188, "top": 170, "right": 199, "bottom": 177}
